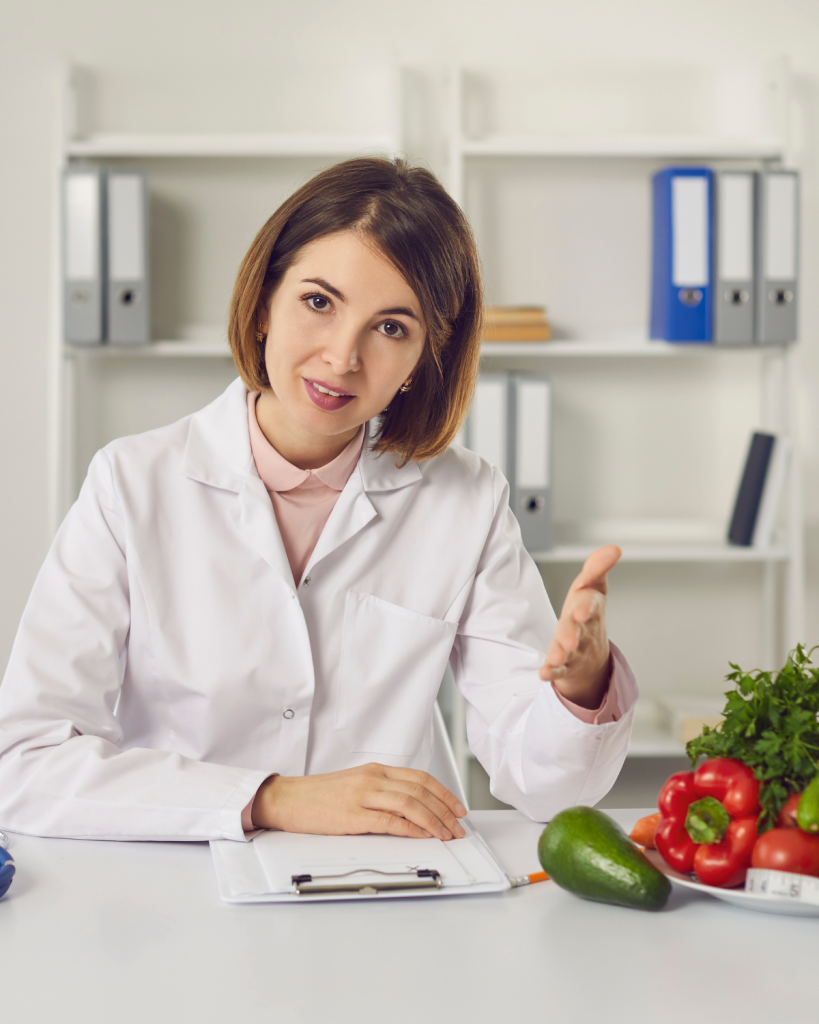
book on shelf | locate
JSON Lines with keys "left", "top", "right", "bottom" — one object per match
{"left": 483, "top": 306, "right": 551, "bottom": 342}
{"left": 727, "top": 431, "right": 792, "bottom": 547}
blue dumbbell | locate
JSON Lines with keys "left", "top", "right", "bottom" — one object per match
{"left": 0, "top": 847, "right": 15, "bottom": 898}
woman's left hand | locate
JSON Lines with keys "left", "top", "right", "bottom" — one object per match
{"left": 539, "top": 544, "right": 622, "bottom": 710}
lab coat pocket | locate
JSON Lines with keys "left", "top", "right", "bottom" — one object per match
{"left": 336, "top": 591, "right": 458, "bottom": 756}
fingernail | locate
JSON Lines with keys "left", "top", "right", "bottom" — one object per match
{"left": 442, "top": 827, "right": 452, "bottom": 840}
{"left": 455, "top": 803, "right": 467, "bottom": 817}
{"left": 454, "top": 823, "right": 466, "bottom": 837}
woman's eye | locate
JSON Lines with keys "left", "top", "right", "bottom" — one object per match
{"left": 305, "top": 294, "right": 331, "bottom": 312}
{"left": 378, "top": 321, "right": 406, "bottom": 339}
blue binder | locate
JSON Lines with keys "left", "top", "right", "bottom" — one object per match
{"left": 650, "top": 167, "right": 714, "bottom": 342}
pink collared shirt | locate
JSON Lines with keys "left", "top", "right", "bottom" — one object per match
{"left": 246, "top": 392, "right": 365, "bottom": 587}
{"left": 242, "top": 391, "right": 621, "bottom": 828}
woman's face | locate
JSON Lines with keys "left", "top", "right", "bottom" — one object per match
{"left": 258, "top": 230, "right": 425, "bottom": 459}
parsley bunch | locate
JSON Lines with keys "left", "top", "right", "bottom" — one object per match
{"left": 686, "top": 644, "right": 819, "bottom": 832}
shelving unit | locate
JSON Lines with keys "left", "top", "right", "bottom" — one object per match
{"left": 446, "top": 65, "right": 805, "bottom": 790}
{"left": 51, "top": 63, "right": 807, "bottom": 806}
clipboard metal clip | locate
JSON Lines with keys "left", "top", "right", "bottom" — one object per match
{"left": 291, "top": 868, "right": 442, "bottom": 895}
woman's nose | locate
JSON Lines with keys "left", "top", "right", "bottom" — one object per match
{"left": 322, "top": 326, "right": 362, "bottom": 374}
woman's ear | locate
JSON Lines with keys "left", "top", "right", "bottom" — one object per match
{"left": 255, "top": 291, "right": 271, "bottom": 335}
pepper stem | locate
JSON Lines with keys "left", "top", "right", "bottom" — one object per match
{"left": 685, "top": 796, "right": 730, "bottom": 845}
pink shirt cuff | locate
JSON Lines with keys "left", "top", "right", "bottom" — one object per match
{"left": 241, "top": 797, "right": 255, "bottom": 833}
{"left": 551, "top": 642, "right": 636, "bottom": 725}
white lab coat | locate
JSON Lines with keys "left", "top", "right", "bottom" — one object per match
{"left": 0, "top": 377, "right": 637, "bottom": 841}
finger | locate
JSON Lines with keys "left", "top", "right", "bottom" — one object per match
{"left": 379, "top": 780, "right": 466, "bottom": 839}
{"left": 568, "top": 544, "right": 622, "bottom": 596}
{"left": 550, "top": 601, "right": 593, "bottom": 658}
{"left": 367, "top": 789, "right": 458, "bottom": 841}
{"left": 540, "top": 637, "right": 569, "bottom": 678}
{"left": 362, "top": 811, "right": 434, "bottom": 839}
{"left": 383, "top": 767, "right": 468, "bottom": 820}
{"left": 563, "top": 588, "right": 604, "bottom": 628}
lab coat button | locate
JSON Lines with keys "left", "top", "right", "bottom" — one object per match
{"left": 283, "top": 709, "right": 295, "bottom": 720}
{"left": 303, "top": 576, "right": 311, "bottom": 586}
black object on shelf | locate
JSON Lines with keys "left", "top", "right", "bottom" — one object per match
{"left": 728, "top": 432, "right": 775, "bottom": 546}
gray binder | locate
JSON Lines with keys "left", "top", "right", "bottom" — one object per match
{"left": 106, "top": 170, "right": 150, "bottom": 344}
{"left": 509, "top": 374, "right": 553, "bottom": 553}
{"left": 756, "top": 170, "right": 799, "bottom": 345}
{"left": 63, "top": 166, "right": 105, "bottom": 345}
{"left": 714, "top": 171, "right": 756, "bottom": 346}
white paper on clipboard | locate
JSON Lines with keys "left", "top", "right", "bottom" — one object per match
{"left": 210, "top": 815, "right": 511, "bottom": 903}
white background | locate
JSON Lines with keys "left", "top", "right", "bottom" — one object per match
{"left": 1, "top": 0, "right": 818, "bottom": 704}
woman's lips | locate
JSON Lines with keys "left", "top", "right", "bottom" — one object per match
{"left": 303, "top": 378, "right": 356, "bottom": 411}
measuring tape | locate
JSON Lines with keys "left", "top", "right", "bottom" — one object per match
{"left": 745, "top": 868, "right": 819, "bottom": 906}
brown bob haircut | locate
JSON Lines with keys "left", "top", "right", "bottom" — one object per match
{"left": 228, "top": 157, "right": 484, "bottom": 464}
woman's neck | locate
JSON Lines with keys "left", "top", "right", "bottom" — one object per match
{"left": 254, "top": 391, "right": 361, "bottom": 470}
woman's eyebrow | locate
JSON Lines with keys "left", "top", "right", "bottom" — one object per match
{"left": 302, "top": 277, "right": 346, "bottom": 301}
{"left": 302, "top": 278, "right": 420, "bottom": 323}
{"left": 378, "top": 306, "right": 420, "bottom": 323}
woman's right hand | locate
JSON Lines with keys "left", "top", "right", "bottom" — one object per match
{"left": 251, "top": 763, "right": 467, "bottom": 840}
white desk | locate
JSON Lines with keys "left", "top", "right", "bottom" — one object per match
{"left": 1, "top": 809, "right": 815, "bottom": 1024}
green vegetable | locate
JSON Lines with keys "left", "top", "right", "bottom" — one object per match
{"left": 537, "top": 807, "right": 671, "bottom": 911}
{"left": 686, "top": 644, "right": 819, "bottom": 832}
{"left": 797, "top": 774, "right": 819, "bottom": 834}
{"left": 685, "top": 796, "right": 730, "bottom": 845}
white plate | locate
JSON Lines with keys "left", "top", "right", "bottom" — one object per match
{"left": 643, "top": 849, "right": 819, "bottom": 917}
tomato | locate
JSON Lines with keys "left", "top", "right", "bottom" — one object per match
{"left": 751, "top": 827, "right": 819, "bottom": 877}
{"left": 777, "top": 793, "right": 802, "bottom": 828}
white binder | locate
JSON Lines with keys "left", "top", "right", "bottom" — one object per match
{"left": 752, "top": 434, "right": 792, "bottom": 548}
{"left": 510, "top": 374, "right": 553, "bottom": 553}
{"left": 210, "top": 816, "right": 510, "bottom": 903}
{"left": 106, "top": 170, "right": 150, "bottom": 344}
{"left": 63, "top": 166, "right": 105, "bottom": 345}
{"left": 713, "top": 171, "right": 755, "bottom": 346}
{"left": 465, "top": 372, "right": 510, "bottom": 476}
{"left": 756, "top": 170, "right": 799, "bottom": 345}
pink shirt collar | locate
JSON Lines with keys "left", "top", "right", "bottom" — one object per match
{"left": 246, "top": 392, "right": 365, "bottom": 493}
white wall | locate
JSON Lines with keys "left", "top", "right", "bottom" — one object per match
{"left": 1, "top": 0, "right": 819, "bottom": 698}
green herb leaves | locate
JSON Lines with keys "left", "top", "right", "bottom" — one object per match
{"left": 686, "top": 645, "right": 819, "bottom": 832}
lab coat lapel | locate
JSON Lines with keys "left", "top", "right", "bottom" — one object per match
{"left": 183, "top": 386, "right": 423, "bottom": 585}
{"left": 232, "top": 473, "right": 297, "bottom": 591}
{"left": 183, "top": 377, "right": 297, "bottom": 591}
{"left": 303, "top": 424, "right": 423, "bottom": 574}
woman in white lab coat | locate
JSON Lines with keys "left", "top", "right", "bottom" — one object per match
{"left": 0, "top": 158, "right": 637, "bottom": 842}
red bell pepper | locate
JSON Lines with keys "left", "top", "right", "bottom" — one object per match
{"left": 655, "top": 757, "right": 760, "bottom": 887}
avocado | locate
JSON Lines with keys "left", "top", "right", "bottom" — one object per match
{"left": 537, "top": 806, "right": 671, "bottom": 911}
{"left": 797, "top": 774, "right": 819, "bottom": 834}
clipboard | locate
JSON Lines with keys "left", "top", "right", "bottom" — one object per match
{"left": 210, "top": 815, "right": 511, "bottom": 903}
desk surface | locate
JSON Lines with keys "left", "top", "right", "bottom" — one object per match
{"left": 2, "top": 809, "right": 815, "bottom": 1024}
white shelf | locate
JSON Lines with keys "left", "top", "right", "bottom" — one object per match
{"left": 463, "top": 720, "right": 687, "bottom": 758}
{"left": 64, "top": 339, "right": 233, "bottom": 358}
{"left": 479, "top": 339, "right": 778, "bottom": 358}
{"left": 532, "top": 543, "right": 789, "bottom": 564}
{"left": 65, "top": 337, "right": 786, "bottom": 360}
{"left": 459, "top": 134, "right": 786, "bottom": 161}
{"left": 627, "top": 724, "right": 686, "bottom": 758}
{"left": 66, "top": 133, "right": 399, "bottom": 159}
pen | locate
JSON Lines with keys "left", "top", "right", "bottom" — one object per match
{"left": 509, "top": 871, "right": 549, "bottom": 887}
